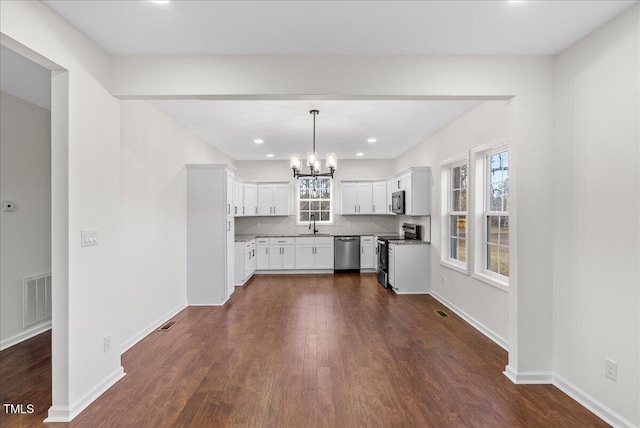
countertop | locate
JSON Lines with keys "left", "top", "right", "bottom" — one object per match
{"left": 235, "top": 233, "right": 401, "bottom": 242}
{"left": 387, "top": 239, "right": 430, "bottom": 245}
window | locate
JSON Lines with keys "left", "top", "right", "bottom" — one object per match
{"left": 297, "top": 177, "right": 333, "bottom": 224}
{"left": 450, "top": 163, "right": 468, "bottom": 264}
{"left": 441, "top": 159, "right": 468, "bottom": 272}
{"left": 485, "top": 149, "right": 509, "bottom": 277}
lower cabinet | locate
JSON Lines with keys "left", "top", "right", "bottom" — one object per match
{"left": 256, "top": 238, "right": 270, "bottom": 270}
{"left": 268, "top": 237, "right": 295, "bottom": 269}
{"left": 387, "top": 243, "right": 429, "bottom": 294}
{"left": 235, "top": 239, "right": 256, "bottom": 285}
{"left": 295, "top": 237, "right": 334, "bottom": 269}
{"left": 360, "top": 236, "right": 375, "bottom": 270}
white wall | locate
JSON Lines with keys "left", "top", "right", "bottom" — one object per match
{"left": 119, "top": 100, "right": 233, "bottom": 352}
{"left": 0, "top": 91, "right": 51, "bottom": 349}
{"left": 395, "top": 101, "right": 510, "bottom": 344}
{"left": 1, "top": 1, "right": 122, "bottom": 420}
{"left": 554, "top": 5, "right": 639, "bottom": 426}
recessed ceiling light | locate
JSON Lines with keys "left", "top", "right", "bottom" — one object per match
{"left": 266, "top": 154, "right": 274, "bottom": 158}
{"left": 367, "top": 138, "right": 377, "bottom": 143}
{"left": 150, "top": 1, "right": 170, "bottom": 4}
{"left": 356, "top": 152, "right": 364, "bottom": 157}
{"left": 254, "top": 139, "right": 264, "bottom": 144}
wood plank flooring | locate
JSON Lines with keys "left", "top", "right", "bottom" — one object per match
{"left": 1, "top": 273, "right": 609, "bottom": 427}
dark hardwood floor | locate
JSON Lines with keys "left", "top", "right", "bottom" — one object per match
{"left": 1, "top": 273, "right": 608, "bottom": 427}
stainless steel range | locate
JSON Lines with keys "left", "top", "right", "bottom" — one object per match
{"left": 376, "top": 223, "right": 422, "bottom": 288}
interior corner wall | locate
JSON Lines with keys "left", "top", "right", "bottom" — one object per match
{"left": 119, "top": 100, "right": 234, "bottom": 352}
{"left": 0, "top": 91, "right": 51, "bottom": 349}
{"left": 553, "top": 4, "right": 640, "bottom": 425}
{"left": 394, "top": 101, "right": 510, "bottom": 344}
{"left": 1, "top": 0, "right": 123, "bottom": 418}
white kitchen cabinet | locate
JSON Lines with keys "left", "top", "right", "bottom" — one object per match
{"left": 258, "top": 182, "right": 290, "bottom": 216}
{"left": 244, "top": 182, "right": 258, "bottom": 216}
{"left": 255, "top": 237, "right": 270, "bottom": 270}
{"left": 269, "top": 237, "right": 295, "bottom": 269}
{"left": 235, "top": 239, "right": 255, "bottom": 285}
{"left": 372, "top": 181, "right": 387, "bottom": 215}
{"left": 295, "top": 237, "right": 334, "bottom": 269}
{"left": 387, "top": 181, "right": 395, "bottom": 214}
{"left": 226, "top": 169, "right": 234, "bottom": 217}
{"left": 341, "top": 181, "right": 374, "bottom": 215}
{"left": 360, "top": 236, "right": 375, "bottom": 270}
{"left": 186, "top": 164, "right": 236, "bottom": 305}
{"left": 387, "top": 167, "right": 430, "bottom": 216}
{"left": 387, "top": 242, "right": 429, "bottom": 294}
{"left": 233, "top": 179, "right": 244, "bottom": 217}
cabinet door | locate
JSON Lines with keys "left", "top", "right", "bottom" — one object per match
{"left": 386, "top": 181, "right": 395, "bottom": 214}
{"left": 314, "top": 244, "right": 334, "bottom": 269}
{"left": 388, "top": 245, "right": 395, "bottom": 287}
{"left": 257, "top": 184, "right": 273, "bottom": 215}
{"left": 226, "top": 218, "right": 235, "bottom": 295}
{"left": 256, "top": 244, "right": 270, "bottom": 270}
{"left": 360, "top": 243, "right": 374, "bottom": 269}
{"left": 341, "top": 183, "right": 358, "bottom": 214}
{"left": 244, "top": 183, "right": 258, "bottom": 216}
{"left": 269, "top": 245, "right": 282, "bottom": 269}
{"left": 244, "top": 248, "right": 253, "bottom": 279}
{"left": 372, "top": 182, "right": 387, "bottom": 215}
{"left": 234, "top": 181, "right": 244, "bottom": 217}
{"left": 250, "top": 247, "right": 257, "bottom": 274}
{"left": 272, "top": 183, "right": 289, "bottom": 215}
{"left": 226, "top": 170, "right": 234, "bottom": 217}
{"left": 281, "top": 245, "right": 295, "bottom": 269}
{"left": 295, "top": 244, "right": 315, "bottom": 269}
{"left": 357, "top": 182, "right": 373, "bottom": 214}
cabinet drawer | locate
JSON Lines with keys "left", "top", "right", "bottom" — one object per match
{"left": 360, "top": 236, "right": 374, "bottom": 243}
{"left": 256, "top": 238, "right": 269, "bottom": 245}
{"left": 269, "top": 237, "right": 294, "bottom": 245}
{"left": 245, "top": 240, "right": 255, "bottom": 249}
{"left": 315, "top": 237, "right": 334, "bottom": 245}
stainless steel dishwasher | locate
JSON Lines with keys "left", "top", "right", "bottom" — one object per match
{"left": 334, "top": 236, "right": 361, "bottom": 273}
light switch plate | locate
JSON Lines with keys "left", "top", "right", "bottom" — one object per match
{"left": 81, "top": 229, "right": 98, "bottom": 247}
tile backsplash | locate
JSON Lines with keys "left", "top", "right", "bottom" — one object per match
{"left": 236, "top": 215, "right": 399, "bottom": 236}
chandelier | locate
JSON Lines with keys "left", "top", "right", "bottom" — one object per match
{"left": 290, "top": 110, "right": 337, "bottom": 178}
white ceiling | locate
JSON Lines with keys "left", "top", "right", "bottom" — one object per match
{"left": 148, "top": 99, "right": 484, "bottom": 160}
{"left": 43, "top": 1, "right": 637, "bottom": 56}
{"left": 6, "top": 1, "right": 636, "bottom": 161}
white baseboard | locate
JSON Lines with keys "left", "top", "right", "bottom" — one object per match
{"left": 44, "top": 366, "right": 125, "bottom": 423}
{"left": 503, "top": 365, "right": 553, "bottom": 384}
{"left": 0, "top": 321, "right": 51, "bottom": 351}
{"left": 188, "top": 295, "right": 229, "bottom": 307}
{"left": 393, "top": 291, "right": 429, "bottom": 295}
{"left": 254, "top": 269, "right": 334, "bottom": 275}
{"left": 553, "top": 374, "right": 637, "bottom": 428}
{"left": 120, "top": 301, "right": 187, "bottom": 354}
{"left": 502, "top": 368, "right": 636, "bottom": 428}
{"left": 428, "top": 290, "right": 508, "bottom": 351}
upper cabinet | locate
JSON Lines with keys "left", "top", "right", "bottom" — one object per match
{"left": 372, "top": 181, "right": 387, "bottom": 215}
{"left": 244, "top": 182, "right": 258, "bottom": 216}
{"left": 388, "top": 167, "right": 430, "bottom": 216}
{"left": 233, "top": 179, "right": 244, "bottom": 217}
{"left": 341, "top": 181, "right": 373, "bottom": 214}
{"left": 257, "top": 182, "right": 290, "bottom": 216}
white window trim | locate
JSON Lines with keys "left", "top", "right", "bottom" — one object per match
{"left": 471, "top": 143, "right": 509, "bottom": 290}
{"left": 295, "top": 177, "right": 335, "bottom": 226}
{"left": 440, "top": 156, "right": 470, "bottom": 274}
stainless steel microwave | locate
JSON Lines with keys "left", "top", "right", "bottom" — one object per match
{"left": 391, "top": 190, "right": 405, "bottom": 214}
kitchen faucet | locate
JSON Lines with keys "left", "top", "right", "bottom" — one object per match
{"left": 309, "top": 214, "right": 318, "bottom": 235}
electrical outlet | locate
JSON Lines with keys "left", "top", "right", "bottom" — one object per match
{"left": 605, "top": 358, "right": 617, "bottom": 381}
{"left": 103, "top": 335, "right": 111, "bottom": 353}
{"left": 81, "top": 229, "right": 98, "bottom": 247}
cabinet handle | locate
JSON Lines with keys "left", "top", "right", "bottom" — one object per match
{"left": 266, "top": 247, "right": 269, "bottom": 255}
{"left": 227, "top": 221, "right": 231, "bottom": 231}
{"left": 234, "top": 206, "right": 237, "bottom": 215}
{"left": 389, "top": 204, "right": 391, "bottom": 212}
{"left": 252, "top": 249, "right": 255, "bottom": 257}
{"left": 255, "top": 207, "right": 258, "bottom": 214}
{"left": 354, "top": 205, "right": 357, "bottom": 212}
{"left": 227, "top": 204, "right": 230, "bottom": 214}
{"left": 373, "top": 205, "right": 375, "bottom": 213}
{"left": 243, "top": 207, "right": 245, "bottom": 215}
{"left": 362, "top": 247, "right": 364, "bottom": 254}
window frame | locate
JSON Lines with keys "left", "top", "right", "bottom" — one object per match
{"left": 440, "top": 156, "right": 470, "bottom": 274}
{"left": 295, "top": 177, "right": 334, "bottom": 226}
{"left": 471, "top": 144, "right": 509, "bottom": 290}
